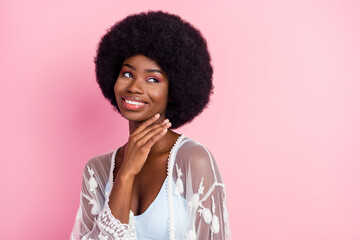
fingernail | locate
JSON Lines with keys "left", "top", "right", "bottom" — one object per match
{"left": 155, "top": 113, "right": 160, "bottom": 118}
{"left": 163, "top": 119, "right": 169, "bottom": 123}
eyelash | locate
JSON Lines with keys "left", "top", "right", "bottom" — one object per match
{"left": 121, "top": 71, "right": 160, "bottom": 83}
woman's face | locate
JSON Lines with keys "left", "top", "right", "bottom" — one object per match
{"left": 114, "top": 54, "right": 169, "bottom": 122}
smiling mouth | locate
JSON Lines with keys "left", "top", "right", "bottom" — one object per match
{"left": 122, "top": 98, "right": 147, "bottom": 110}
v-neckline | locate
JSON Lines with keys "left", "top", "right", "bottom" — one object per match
{"left": 133, "top": 177, "right": 168, "bottom": 218}
{"left": 108, "top": 133, "right": 186, "bottom": 216}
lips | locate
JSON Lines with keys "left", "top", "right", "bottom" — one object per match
{"left": 122, "top": 96, "right": 148, "bottom": 110}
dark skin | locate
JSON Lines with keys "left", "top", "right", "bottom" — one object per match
{"left": 109, "top": 54, "right": 181, "bottom": 222}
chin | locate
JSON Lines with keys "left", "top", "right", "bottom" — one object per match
{"left": 119, "top": 110, "right": 150, "bottom": 122}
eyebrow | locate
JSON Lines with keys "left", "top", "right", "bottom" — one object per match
{"left": 123, "top": 63, "right": 164, "bottom": 76}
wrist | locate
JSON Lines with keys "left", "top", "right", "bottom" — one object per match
{"left": 116, "top": 170, "right": 136, "bottom": 183}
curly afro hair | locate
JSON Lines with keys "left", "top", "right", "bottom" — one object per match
{"left": 95, "top": 10, "right": 214, "bottom": 129}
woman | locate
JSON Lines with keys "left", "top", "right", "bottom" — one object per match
{"left": 71, "top": 10, "right": 231, "bottom": 240}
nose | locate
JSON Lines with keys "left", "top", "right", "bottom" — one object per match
{"left": 126, "top": 77, "right": 144, "bottom": 94}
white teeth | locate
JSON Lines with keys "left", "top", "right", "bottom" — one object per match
{"left": 124, "top": 99, "right": 145, "bottom": 106}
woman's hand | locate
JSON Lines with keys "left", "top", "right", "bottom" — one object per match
{"left": 118, "top": 113, "right": 172, "bottom": 179}
{"left": 108, "top": 113, "right": 171, "bottom": 223}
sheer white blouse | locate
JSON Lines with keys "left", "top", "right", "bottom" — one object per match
{"left": 70, "top": 134, "right": 231, "bottom": 239}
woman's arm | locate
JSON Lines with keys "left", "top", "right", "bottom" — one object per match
{"left": 70, "top": 113, "right": 172, "bottom": 239}
{"left": 108, "top": 113, "right": 171, "bottom": 223}
{"left": 70, "top": 162, "right": 136, "bottom": 240}
{"left": 175, "top": 142, "right": 232, "bottom": 239}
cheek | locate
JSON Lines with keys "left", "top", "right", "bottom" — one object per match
{"left": 152, "top": 86, "right": 169, "bottom": 101}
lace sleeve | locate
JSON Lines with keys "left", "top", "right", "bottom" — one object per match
{"left": 70, "top": 159, "right": 137, "bottom": 240}
{"left": 174, "top": 141, "right": 232, "bottom": 240}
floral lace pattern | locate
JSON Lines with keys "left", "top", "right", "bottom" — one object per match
{"left": 94, "top": 203, "right": 136, "bottom": 239}
{"left": 174, "top": 164, "right": 184, "bottom": 197}
{"left": 70, "top": 134, "right": 231, "bottom": 240}
{"left": 181, "top": 166, "right": 226, "bottom": 240}
{"left": 77, "top": 166, "right": 136, "bottom": 240}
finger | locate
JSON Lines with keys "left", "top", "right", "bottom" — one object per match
{"left": 132, "top": 113, "right": 160, "bottom": 135}
{"left": 134, "top": 118, "right": 170, "bottom": 140}
{"left": 142, "top": 125, "right": 170, "bottom": 150}
{"left": 138, "top": 120, "right": 171, "bottom": 144}
{"left": 137, "top": 122, "right": 171, "bottom": 150}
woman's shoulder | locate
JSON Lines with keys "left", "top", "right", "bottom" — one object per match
{"left": 179, "top": 134, "right": 214, "bottom": 154}
{"left": 176, "top": 135, "right": 216, "bottom": 168}
{"left": 175, "top": 135, "right": 225, "bottom": 185}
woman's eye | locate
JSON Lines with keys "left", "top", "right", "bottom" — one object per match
{"left": 122, "top": 72, "right": 132, "bottom": 78}
{"left": 147, "top": 77, "right": 159, "bottom": 83}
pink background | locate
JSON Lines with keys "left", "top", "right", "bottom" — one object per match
{"left": 1, "top": 0, "right": 360, "bottom": 239}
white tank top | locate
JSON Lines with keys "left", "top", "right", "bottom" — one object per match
{"left": 104, "top": 149, "right": 187, "bottom": 239}
{"left": 104, "top": 176, "right": 187, "bottom": 239}
{"left": 134, "top": 177, "right": 186, "bottom": 239}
